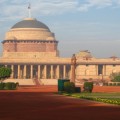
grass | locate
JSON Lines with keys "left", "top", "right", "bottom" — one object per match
{"left": 71, "top": 92, "right": 120, "bottom": 98}
{"left": 62, "top": 92, "right": 120, "bottom": 105}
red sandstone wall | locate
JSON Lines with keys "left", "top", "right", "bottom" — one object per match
{"left": 3, "top": 42, "right": 17, "bottom": 52}
{"left": 3, "top": 42, "right": 57, "bottom": 52}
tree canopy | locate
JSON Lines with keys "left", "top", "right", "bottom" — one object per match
{"left": 0, "top": 66, "right": 12, "bottom": 81}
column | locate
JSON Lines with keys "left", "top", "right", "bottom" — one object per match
{"left": 31, "top": 65, "right": 33, "bottom": 79}
{"left": 38, "top": 65, "right": 40, "bottom": 79}
{"left": 18, "top": 65, "right": 20, "bottom": 79}
{"left": 96, "top": 65, "right": 98, "bottom": 76}
{"left": 103, "top": 65, "right": 106, "bottom": 76}
{"left": 11, "top": 65, "right": 14, "bottom": 78}
{"left": 24, "top": 65, "right": 26, "bottom": 79}
{"left": 71, "top": 54, "right": 76, "bottom": 83}
{"left": 44, "top": 65, "right": 47, "bottom": 79}
{"left": 102, "top": 65, "right": 106, "bottom": 80}
{"left": 51, "top": 65, "right": 53, "bottom": 79}
{"left": 56, "top": 65, "right": 60, "bottom": 79}
{"left": 71, "top": 65, "right": 76, "bottom": 82}
{"left": 63, "top": 65, "right": 66, "bottom": 78}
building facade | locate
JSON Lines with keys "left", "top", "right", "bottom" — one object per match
{"left": 0, "top": 18, "right": 120, "bottom": 85}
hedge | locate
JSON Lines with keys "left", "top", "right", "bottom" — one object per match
{"left": 0, "top": 82, "right": 19, "bottom": 90}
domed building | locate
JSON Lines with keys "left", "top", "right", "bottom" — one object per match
{"left": 0, "top": 17, "right": 72, "bottom": 85}
{"left": 3, "top": 18, "right": 59, "bottom": 58}
{"left": 0, "top": 17, "right": 120, "bottom": 85}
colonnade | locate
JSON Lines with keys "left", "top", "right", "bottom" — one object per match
{"left": 5, "top": 64, "right": 71, "bottom": 79}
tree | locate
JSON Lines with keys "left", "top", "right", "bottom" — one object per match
{"left": 110, "top": 72, "right": 120, "bottom": 82}
{"left": 0, "top": 66, "right": 12, "bottom": 82}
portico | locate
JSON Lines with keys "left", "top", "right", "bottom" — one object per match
{"left": 3, "top": 64, "right": 71, "bottom": 80}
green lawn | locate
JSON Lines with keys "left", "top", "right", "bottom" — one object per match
{"left": 62, "top": 92, "right": 120, "bottom": 105}
{"left": 71, "top": 92, "right": 120, "bottom": 98}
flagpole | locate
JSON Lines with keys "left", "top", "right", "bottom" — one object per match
{"left": 28, "top": 3, "right": 31, "bottom": 18}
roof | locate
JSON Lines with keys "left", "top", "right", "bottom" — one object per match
{"left": 11, "top": 18, "right": 50, "bottom": 31}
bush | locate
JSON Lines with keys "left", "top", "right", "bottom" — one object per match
{"left": 113, "top": 83, "right": 116, "bottom": 86}
{"left": 110, "top": 72, "right": 120, "bottom": 82}
{"left": 4, "top": 82, "right": 13, "bottom": 90}
{"left": 109, "top": 83, "right": 112, "bottom": 86}
{"left": 83, "top": 82, "right": 93, "bottom": 93}
{"left": 0, "top": 82, "right": 5, "bottom": 90}
{"left": 64, "top": 82, "right": 75, "bottom": 93}
{"left": 103, "top": 83, "right": 108, "bottom": 86}
{"left": 117, "top": 83, "right": 120, "bottom": 86}
{"left": 0, "top": 82, "right": 19, "bottom": 90}
{"left": 75, "top": 87, "right": 81, "bottom": 93}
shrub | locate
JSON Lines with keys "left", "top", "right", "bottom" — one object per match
{"left": 64, "top": 82, "right": 75, "bottom": 93}
{"left": 103, "top": 83, "right": 108, "bottom": 86}
{"left": 109, "top": 83, "right": 112, "bottom": 86}
{"left": 0, "top": 82, "right": 19, "bottom": 90}
{"left": 75, "top": 87, "right": 81, "bottom": 93}
{"left": 0, "top": 82, "right": 5, "bottom": 90}
{"left": 113, "top": 83, "right": 116, "bottom": 86}
{"left": 110, "top": 72, "right": 120, "bottom": 82}
{"left": 117, "top": 83, "right": 120, "bottom": 86}
{"left": 83, "top": 82, "right": 93, "bottom": 93}
{"left": 4, "top": 82, "right": 13, "bottom": 90}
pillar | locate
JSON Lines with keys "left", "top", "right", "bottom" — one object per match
{"left": 57, "top": 65, "right": 60, "bottom": 79}
{"left": 71, "top": 65, "right": 75, "bottom": 82}
{"left": 18, "top": 65, "right": 20, "bottom": 79}
{"left": 96, "top": 65, "right": 98, "bottom": 76}
{"left": 70, "top": 65, "right": 72, "bottom": 79}
{"left": 71, "top": 54, "right": 76, "bottom": 83}
{"left": 51, "top": 65, "right": 53, "bottom": 79}
{"left": 24, "top": 65, "right": 26, "bottom": 79}
{"left": 31, "top": 65, "right": 33, "bottom": 79}
{"left": 38, "top": 65, "right": 40, "bottom": 79}
{"left": 44, "top": 65, "right": 47, "bottom": 79}
{"left": 63, "top": 65, "right": 66, "bottom": 78}
{"left": 11, "top": 65, "right": 14, "bottom": 78}
{"left": 103, "top": 65, "right": 106, "bottom": 76}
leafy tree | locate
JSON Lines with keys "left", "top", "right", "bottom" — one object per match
{"left": 0, "top": 66, "right": 12, "bottom": 82}
{"left": 110, "top": 72, "right": 120, "bottom": 82}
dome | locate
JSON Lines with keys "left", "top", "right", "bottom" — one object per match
{"left": 5, "top": 18, "right": 55, "bottom": 41}
{"left": 76, "top": 50, "right": 93, "bottom": 58}
{"left": 11, "top": 18, "right": 50, "bottom": 31}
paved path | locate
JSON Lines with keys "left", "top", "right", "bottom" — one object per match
{"left": 0, "top": 88, "right": 120, "bottom": 120}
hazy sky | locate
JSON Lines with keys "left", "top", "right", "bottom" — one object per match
{"left": 0, "top": 0, "right": 120, "bottom": 58}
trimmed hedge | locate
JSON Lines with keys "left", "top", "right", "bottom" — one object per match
{"left": 83, "top": 82, "right": 93, "bottom": 93}
{"left": 63, "top": 81, "right": 81, "bottom": 93}
{"left": 75, "top": 87, "right": 81, "bottom": 93}
{"left": 0, "top": 82, "right": 5, "bottom": 90}
{"left": 0, "top": 82, "right": 19, "bottom": 90}
{"left": 64, "top": 82, "right": 75, "bottom": 93}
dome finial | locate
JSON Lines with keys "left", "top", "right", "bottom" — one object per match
{"left": 28, "top": 2, "right": 31, "bottom": 18}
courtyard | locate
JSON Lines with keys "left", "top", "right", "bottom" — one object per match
{"left": 0, "top": 86, "right": 120, "bottom": 120}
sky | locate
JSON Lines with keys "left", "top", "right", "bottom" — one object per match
{"left": 0, "top": 0, "right": 120, "bottom": 58}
